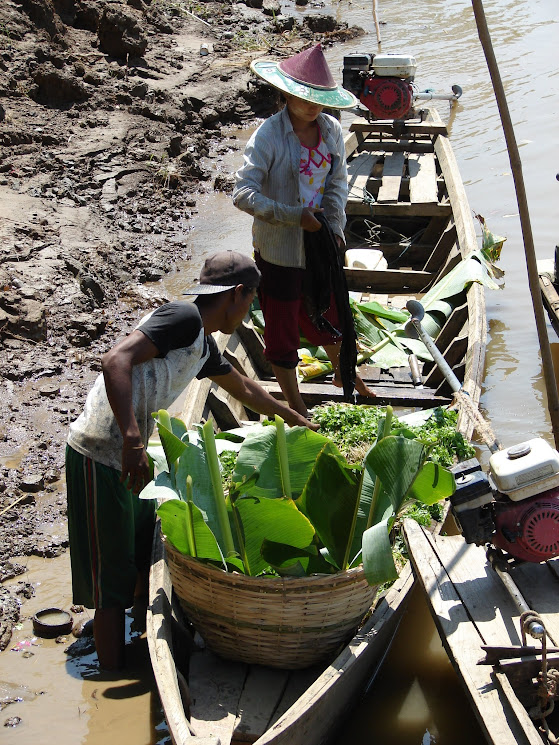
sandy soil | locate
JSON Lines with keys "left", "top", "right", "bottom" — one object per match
{"left": 0, "top": 0, "right": 363, "bottom": 652}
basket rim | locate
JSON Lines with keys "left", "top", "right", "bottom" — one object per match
{"left": 163, "top": 535, "right": 370, "bottom": 589}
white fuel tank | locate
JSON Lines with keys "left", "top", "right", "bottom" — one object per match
{"left": 489, "top": 437, "right": 559, "bottom": 501}
{"left": 372, "top": 54, "right": 417, "bottom": 79}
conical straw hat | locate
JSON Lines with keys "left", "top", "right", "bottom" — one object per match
{"left": 251, "top": 44, "right": 358, "bottom": 109}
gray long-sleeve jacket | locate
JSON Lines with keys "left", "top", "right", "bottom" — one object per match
{"left": 232, "top": 107, "right": 348, "bottom": 269}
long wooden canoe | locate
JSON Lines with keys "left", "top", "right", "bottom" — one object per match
{"left": 147, "top": 109, "right": 487, "bottom": 745}
{"left": 403, "top": 519, "right": 559, "bottom": 745}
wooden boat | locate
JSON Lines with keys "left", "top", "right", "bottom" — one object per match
{"left": 538, "top": 251, "right": 559, "bottom": 338}
{"left": 403, "top": 519, "right": 559, "bottom": 745}
{"left": 147, "top": 108, "right": 487, "bottom": 745}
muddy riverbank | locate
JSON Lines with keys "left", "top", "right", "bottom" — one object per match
{"left": 0, "top": 0, "right": 364, "bottom": 651}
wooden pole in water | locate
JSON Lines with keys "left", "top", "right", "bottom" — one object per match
{"left": 470, "top": 0, "right": 559, "bottom": 449}
{"left": 372, "top": 0, "right": 381, "bottom": 46}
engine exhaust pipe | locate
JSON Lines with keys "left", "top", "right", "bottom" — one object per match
{"left": 414, "top": 84, "right": 463, "bottom": 102}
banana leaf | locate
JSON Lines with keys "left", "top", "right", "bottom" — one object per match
{"left": 353, "top": 300, "right": 408, "bottom": 324}
{"left": 364, "top": 436, "right": 425, "bottom": 513}
{"left": 157, "top": 499, "right": 222, "bottom": 561}
{"left": 299, "top": 345, "right": 330, "bottom": 361}
{"left": 352, "top": 303, "right": 432, "bottom": 368}
{"left": 152, "top": 411, "right": 189, "bottom": 471}
{"left": 233, "top": 495, "right": 315, "bottom": 576}
{"left": 296, "top": 443, "right": 362, "bottom": 570}
{"left": 408, "top": 461, "right": 456, "bottom": 505}
{"left": 475, "top": 212, "right": 506, "bottom": 264}
{"left": 138, "top": 470, "right": 177, "bottom": 502}
{"left": 146, "top": 423, "right": 237, "bottom": 553}
{"left": 261, "top": 539, "right": 335, "bottom": 576}
{"left": 249, "top": 296, "right": 265, "bottom": 332}
{"left": 347, "top": 458, "right": 393, "bottom": 568}
{"left": 362, "top": 517, "right": 399, "bottom": 586}
{"left": 231, "top": 425, "right": 331, "bottom": 499}
{"left": 420, "top": 250, "right": 502, "bottom": 310}
{"left": 360, "top": 435, "right": 456, "bottom": 585}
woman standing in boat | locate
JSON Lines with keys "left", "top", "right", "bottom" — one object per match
{"left": 233, "top": 44, "right": 375, "bottom": 419}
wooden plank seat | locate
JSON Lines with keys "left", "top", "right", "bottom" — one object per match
{"left": 351, "top": 139, "right": 435, "bottom": 155}
{"left": 261, "top": 380, "right": 451, "bottom": 408}
{"left": 343, "top": 266, "right": 433, "bottom": 292}
{"left": 349, "top": 118, "right": 448, "bottom": 138}
{"left": 346, "top": 200, "right": 451, "bottom": 218}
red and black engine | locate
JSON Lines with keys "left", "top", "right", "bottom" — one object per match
{"left": 450, "top": 439, "right": 559, "bottom": 563}
{"left": 342, "top": 52, "right": 462, "bottom": 120}
{"left": 342, "top": 52, "right": 417, "bottom": 120}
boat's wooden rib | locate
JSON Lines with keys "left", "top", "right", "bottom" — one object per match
{"left": 260, "top": 380, "right": 450, "bottom": 408}
{"left": 348, "top": 119, "right": 448, "bottom": 137}
{"left": 403, "top": 519, "right": 559, "bottom": 745}
{"left": 423, "top": 223, "right": 458, "bottom": 273}
{"left": 346, "top": 199, "right": 452, "bottom": 218}
{"left": 148, "top": 109, "right": 487, "bottom": 745}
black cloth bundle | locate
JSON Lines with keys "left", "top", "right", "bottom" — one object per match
{"left": 303, "top": 213, "right": 357, "bottom": 401}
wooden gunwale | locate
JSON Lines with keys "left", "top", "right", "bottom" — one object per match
{"left": 403, "top": 519, "right": 558, "bottom": 745}
{"left": 147, "top": 109, "right": 487, "bottom": 745}
{"left": 432, "top": 115, "right": 485, "bottom": 439}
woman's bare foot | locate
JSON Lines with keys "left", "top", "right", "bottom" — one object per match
{"left": 356, "top": 375, "right": 376, "bottom": 398}
{"left": 333, "top": 374, "right": 376, "bottom": 398}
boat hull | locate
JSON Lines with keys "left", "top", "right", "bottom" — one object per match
{"left": 147, "top": 108, "right": 487, "bottom": 745}
{"left": 403, "top": 519, "right": 559, "bottom": 745}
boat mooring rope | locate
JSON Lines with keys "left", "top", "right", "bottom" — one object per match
{"left": 533, "top": 666, "right": 559, "bottom": 744}
{"left": 452, "top": 390, "right": 501, "bottom": 453}
{"left": 522, "top": 611, "right": 559, "bottom": 743}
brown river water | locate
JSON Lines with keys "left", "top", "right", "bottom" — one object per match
{"left": 3, "top": 0, "right": 558, "bottom": 743}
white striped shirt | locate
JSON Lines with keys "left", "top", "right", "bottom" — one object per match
{"left": 233, "top": 107, "right": 348, "bottom": 268}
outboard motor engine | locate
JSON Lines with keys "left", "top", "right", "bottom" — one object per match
{"left": 342, "top": 53, "right": 417, "bottom": 120}
{"left": 450, "top": 438, "right": 559, "bottom": 563}
{"left": 342, "top": 52, "right": 462, "bottom": 120}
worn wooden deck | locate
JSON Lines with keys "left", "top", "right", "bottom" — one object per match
{"left": 403, "top": 519, "right": 559, "bottom": 745}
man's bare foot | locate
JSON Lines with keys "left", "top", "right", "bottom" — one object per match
{"left": 333, "top": 374, "right": 377, "bottom": 398}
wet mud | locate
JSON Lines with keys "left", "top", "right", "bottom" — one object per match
{"left": 0, "top": 0, "right": 364, "bottom": 652}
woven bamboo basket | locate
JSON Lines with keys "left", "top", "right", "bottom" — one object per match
{"left": 164, "top": 538, "right": 379, "bottom": 669}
